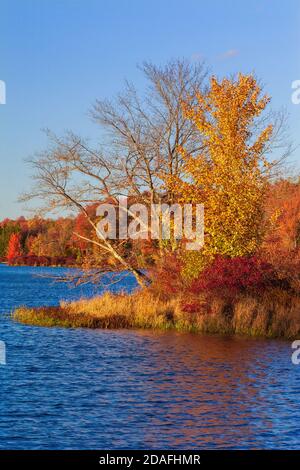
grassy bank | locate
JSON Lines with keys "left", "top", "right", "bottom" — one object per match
{"left": 13, "top": 287, "right": 300, "bottom": 339}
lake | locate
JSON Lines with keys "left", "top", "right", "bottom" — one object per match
{"left": 0, "top": 264, "right": 299, "bottom": 449}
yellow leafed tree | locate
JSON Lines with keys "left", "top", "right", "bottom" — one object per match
{"left": 166, "top": 74, "right": 274, "bottom": 277}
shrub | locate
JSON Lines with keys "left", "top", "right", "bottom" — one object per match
{"left": 149, "top": 253, "right": 183, "bottom": 300}
{"left": 260, "top": 248, "right": 300, "bottom": 291}
{"left": 186, "top": 256, "right": 278, "bottom": 307}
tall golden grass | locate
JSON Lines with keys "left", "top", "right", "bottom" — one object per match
{"left": 13, "top": 286, "right": 300, "bottom": 339}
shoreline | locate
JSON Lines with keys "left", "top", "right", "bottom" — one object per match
{"left": 13, "top": 288, "right": 300, "bottom": 340}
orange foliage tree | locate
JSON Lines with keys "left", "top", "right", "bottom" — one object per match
{"left": 264, "top": 179, "right": 300, "bottom": 252}
{"left": 261, "top": 179, "right": 300, "bottom": 286}
{"left": 7, "top": 233, "right": 23, "bottom": 264}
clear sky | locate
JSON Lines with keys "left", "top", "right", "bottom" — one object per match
{"left": 0, "top": 0, "right": 299, "bottom": 219}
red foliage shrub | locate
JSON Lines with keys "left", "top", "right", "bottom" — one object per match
{"left": 190, "top": 256, "right": 276, "bottom": 299}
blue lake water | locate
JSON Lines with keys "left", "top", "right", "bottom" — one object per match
{"left": 0, "top": 264, "right": 299, "bottom": 449}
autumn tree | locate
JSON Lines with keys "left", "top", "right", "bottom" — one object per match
{"left": 264, "top": 179, "right": 300, "bottom": 251}
{"left": 260, "top": 179, "right": 300, "bottom": 286}
{"left": 7, "top": 233, "right": 23, "bottom": 264}
{"left": 0, "top": 220, "right": 20, "bottom": 258}
{"left": 167, "top": 74, "right": 281, "bottom": 277}
{"left": 91, "top": 60, "right": 207, "bottom": 205}
{"left": 21, "top": 59, "right": 208, "bottom": 286}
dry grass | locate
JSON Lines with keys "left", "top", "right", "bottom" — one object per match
{"left": 13, "top": 287, "right": 300, "bottom": 339}
{"left": 14, "top": 291, "right": 180, "bottom": 330}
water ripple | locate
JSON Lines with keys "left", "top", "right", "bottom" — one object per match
{"left": 0, "top": 265, "right": 299, "bottom": 449}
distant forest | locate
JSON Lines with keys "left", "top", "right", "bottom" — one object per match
{"left": 1, "top": 179, "right": 300, "bottom": 273}
{"left": 0, "top": 201, "right": 156, "bottom": 268}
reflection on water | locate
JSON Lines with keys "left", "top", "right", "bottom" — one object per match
{"left": 0, "top": 265, "right": 299, "bottom": 449}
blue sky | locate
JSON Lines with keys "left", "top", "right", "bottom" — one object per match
{"left": 0, "top": 0, "right": 299, "bottom": 219}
